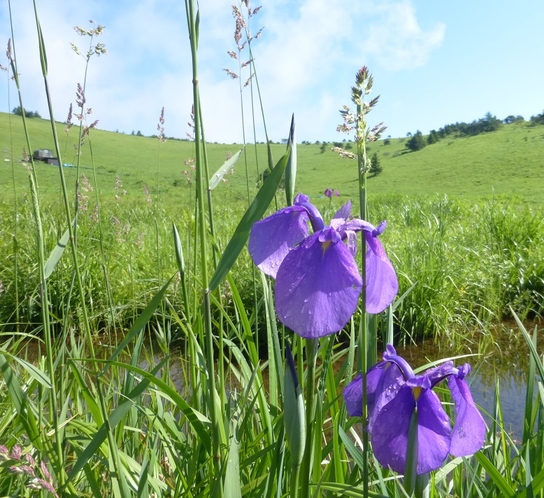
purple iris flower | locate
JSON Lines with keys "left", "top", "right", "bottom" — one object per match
{"left": 248, "top": 193, "right": 398, "bottom": 338}
{"left": 343, "top": 344, "right": 486, "bottom": 474}
{"left": 324, "top": 188, "right": 339, "bottom": 198}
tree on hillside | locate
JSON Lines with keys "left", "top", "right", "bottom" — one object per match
{"left": 12, "top": 106, "right": 41, "bottom": 118}
{"left": 427, "top": 130, "right": 439, "bottom": 145}
{"left": 405, "top": 130, "right": 426, "bottom": 152}
{"left": 369, "top": 152, "right": 383, "bottom": 176}
{"left": 504, "top": 115, "right": 524, "bottom": 124}
{"left": 530, "top": 111, "right": 544, "bottom": 125}
{"left": 319, "top": 142, "right": 328, "bottom": 153}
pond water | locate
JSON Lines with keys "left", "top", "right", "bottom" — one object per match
{"left": 12, "top": 319, "right": 542, "bottom": 441}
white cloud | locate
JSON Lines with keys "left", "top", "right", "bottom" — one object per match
{"left": 0, "top": 0, "right": 446, "bottom": 143}
{"left": 361, "top": 1, "right": 446, "bottom": 71}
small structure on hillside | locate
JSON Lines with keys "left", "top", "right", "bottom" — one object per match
{"left": 33, "top": 149, "right": 59, "bottom": 165}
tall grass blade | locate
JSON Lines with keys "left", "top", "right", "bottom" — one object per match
{"left": 516, "top": 466, "right": 544, "bottom": 498}
{"left": 102, "top": 360, "right": 212, "bottom": 451}
{"left": 315, "top": 482, "right": 388, "bottom": 498}
{"left": 285, "top": 114, "right": 296, "bottom": 206}
{"left": 208, "top": 145, "right": 291, "bottom": 291}
{"left": 0, "top": 353, "right": 41, "bottom": 445}
{"left": 2, "top": 351, "right": 52, "bottom": 388}
{"left": 44, "top": 221, "right": 74, "bottom": 279}
{"left": 523, "top": 327, "right": 538, "bottom": 447}
{"left": 474, "top": 452, "right": 516, "bottom": 498}
{"left": 284, "top": 342, "right": 305, "bottom": 467}
{"left": 512, "top": 309, "right": 544, "bottom": 380}
{"left": 209, "top": 148, "right": 243, "bottom": 189}
{"left": 66, "top": 359, "right": 167, "bottom": 485}
{"left": 224, "top": 431, "right": 243, "bottom": 498}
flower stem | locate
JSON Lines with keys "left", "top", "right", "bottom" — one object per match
{"left": 356, "top": 81, "right": 369, "bottom": 498}
{"left": 299, "top": 338, "right": 318, "bottom": 498}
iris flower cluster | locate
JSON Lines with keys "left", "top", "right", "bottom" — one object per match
{"left": 344, "top": 344, "right": 486, "bottom": 474}
{"left": 248, "top": 193, "right": 398, "bottom": 338}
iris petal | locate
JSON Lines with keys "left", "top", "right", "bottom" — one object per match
{"left": 343, "top": 373, "right": 364, "bottom": 417}
{"left": 367, "top": 362, "right": 404, "bottom": 428}
{"left": 415, "top": 390, "right": 451, "bottom": 473}
{"left": 274, "top": 230, "right": 362, "bottom": 338}
{"left": 448, "top": 376, "right": 486, "bottom": 457}
{"left": 248, "top": 206, "right": 309, "bottom": 278}
{"left": 333, "top": 200, "right": 352, "bottom": 221}
{"left": 370, "top": 385, "right": 415, "bottom": 474}
{"left": 365, "top": 235, "right": 399, "bottom": 313}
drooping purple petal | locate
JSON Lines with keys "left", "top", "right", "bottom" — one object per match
{"left": 339, "top": 219, "right": 398, "bottom": 313}
{"left": 370, "top": 386, "right": 451, "bottom": 475}
{"left": 343, "top": 373, "right": 364, "bottom": 417}
{"left": 343, "top": 360, "right": 404, "bottom": 419}
{"left": 424, "top": 362, "right": 457, "bottom": 388}
{"left": 365, "top": 235, "right": 398, "bottom": 313}
{"left": 448, "top": 375, "right": 486, "bottom": 457}
{"left": 274, "top": 229, "right": 362, "bottom": 338}
{"left": 333, "top": 200, "right": 352, "bottom": 221}
{"left": 344, "top": 345, "right": 403, "bottom": 419}
{"left": 248, "top": 206, "right": 309, "bottom": 278}
{"left": 344, "top": 230, "right": 358, "bottom": 258}
{"left": 369, "top": 384, "right": 415, "bottom": 474}
{"left": 294, "top": 194, "right": 325, "bottom": 231}
{"left": 415, "top": 389, "right": 451, "bottom": 474}
{"left": 341, "top": 218, "right": 377, "bottom": 235}
{"left": 345, "top": 345, "right": 486, "bottom": 476}
{"left": 383, "top": 344, "right": 416, "bottom": 380}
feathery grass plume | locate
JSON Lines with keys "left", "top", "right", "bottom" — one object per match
{"left": 71, "top": 20, "right": 107, "bottom": 62}
{"left": 77, "top": 173, "right": 93, "bottom": 212}
{"left": 114, "top": 174, "right": 127, "bottom": 201}
{"left": 143, "top": 183, "right": 152, "bottom": 205}
{"left": 0, "top": 446, "right": 59, "bottom": 497}
{"left": 224, "top": 1, "right": 267, "bottom": 196}
{"left": 65, "top": 102, "right": 73, "bottom": 133}
{"left": 186, "top": 105, "right": 195, "bottom": 140}
{"left": 157, "top": 106, "right": 166, "bottom": 143}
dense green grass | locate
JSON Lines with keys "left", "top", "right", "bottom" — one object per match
{"left": 1, "top": 112, "right": 544, "bottom": 338}
{"left": 2, "top": 112, "right": 544, "bottom": 204}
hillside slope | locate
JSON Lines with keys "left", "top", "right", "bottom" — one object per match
{"left": 1, "top": 113, "right": 543, "bottom": 203}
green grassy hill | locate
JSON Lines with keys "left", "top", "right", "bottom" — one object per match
{"left": 1, "top": 112, "right": 543, "bottom": 204}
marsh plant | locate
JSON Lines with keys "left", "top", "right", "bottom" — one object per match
{"left": 0, "top": 1, "right": 543, "bottom": 498}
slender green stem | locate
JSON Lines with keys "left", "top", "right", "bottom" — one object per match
{"left": 184, "top": 1, "right": 222, "bottom": 490}
{"left": 300, "top": 338, "right": 318, "bottom": 498}
{"left": 356, "top": 91, "right": 369, "bottom": 498}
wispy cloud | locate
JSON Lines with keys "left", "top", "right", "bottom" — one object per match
{"left": 361, "top": 1, "right": 446, "bottom": 71}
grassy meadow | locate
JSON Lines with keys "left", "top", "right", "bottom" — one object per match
{"left": 3, "top": 112, "right": 544, "bottom": 203}
{"left": 1, "top": 3, "right": 544, "bottom": 496}
{"left": 1, "top": 112, "right": 543, "bottom": 339}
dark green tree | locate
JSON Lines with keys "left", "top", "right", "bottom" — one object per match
{"left": 405, "top": 130, "right": 426, "bottom": 152}
{"left": 427, "top": 130, "right": 439, "bottom": 145}
{"left": 369, "top": 152, "right": 382, "bottom": 176}
{"left": 12, "top": 106, "right": 41, "bottom": 118}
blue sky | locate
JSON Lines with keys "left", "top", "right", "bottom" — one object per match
{"left": 1, "top": 0, "right": 543, "bottom": 144}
